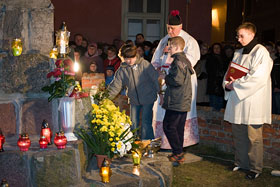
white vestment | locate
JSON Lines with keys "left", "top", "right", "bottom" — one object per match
{"left": 223, "top": 44, "right": 272, "bottom": 125}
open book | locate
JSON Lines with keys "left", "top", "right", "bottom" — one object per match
{"left": 225, "top": 62, "right": 249, "bottom": 81}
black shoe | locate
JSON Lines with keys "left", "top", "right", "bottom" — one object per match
{"left": 246, "top": 171, "right": 260, "bottom": 180}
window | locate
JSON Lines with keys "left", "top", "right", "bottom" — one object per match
{"left": 122, "top": 0, "right": 168, "bottom": 43}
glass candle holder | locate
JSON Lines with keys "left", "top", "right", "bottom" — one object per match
{"left": 17, "top": 133, "right": 31, "bottom": 151}
{"left": 41, "top": 120, "right": 52, "bottom": 145}
{"left": 132, "top": 150, "right": 141, "bottom": 165}
{"left": 39, "top": 136, "right": 48, "bottom": 149}
{"left": 49, "top": 47, "right": 58, "bottom": 59}
{"left": 0, "top": 129, "right": 5, "bottom": 152}
{"left": 99, "top": 158, "right": 111, "bottom": 183}
{"left": 132, "top": 165, "right": 140, "bottom": 176}
{"left": 54, "top": 131, "right": 67, "bottom": 149}
{"left": 12, "top": 38, "right": 23, "bottom": 56}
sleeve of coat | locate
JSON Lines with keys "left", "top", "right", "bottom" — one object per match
{"left": 145, "top": 61, "right": 160, "bottom": 92}
{"left": 107, "top": 69, "right": 124, "bottom": 100}
{"left": 233, "top": 47, "right": 273, "bottom": 101}
{"left": 165, "top": 63, "right": 185, "bottom": 87}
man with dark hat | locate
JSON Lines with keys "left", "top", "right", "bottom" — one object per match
{"left": 151, "top": 10, "right": 200, "bottom": 150}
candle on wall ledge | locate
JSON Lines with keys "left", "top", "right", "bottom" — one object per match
{"left": 11, "top": 38, "right": 23, "bottom": 56}
{"left": 39, "top": 136, "right": 48, "bottom": 149}
{"left": 40, "top": 120, "right": 52, "bottom": 145}
{"left": 17, "top": 133, "right": 31, "bottom": 152}
{"left": 54, "top": 131, "right": 67, "bottom": 149}
{"left": 0, "top": 128, "right": 5, "bottom": 152}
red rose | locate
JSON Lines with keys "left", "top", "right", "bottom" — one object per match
{"left": 47, "top": 72, "right": 54, "bottom": 78}
{"left": 63, "top": 59, "right": 73, "bottom": 67}
{"left": 53, "top": 69, "right": 62, "bottom": 77}
{"left": 55, "top": 59, "right": 63, "bottom": 67}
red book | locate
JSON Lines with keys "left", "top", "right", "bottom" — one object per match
{"left": 225, "top": 62, "right": 249, "bottom": 81}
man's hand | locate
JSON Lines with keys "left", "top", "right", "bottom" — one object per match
{"left": 225, "top": 76, "right": 235, "bottom": 90}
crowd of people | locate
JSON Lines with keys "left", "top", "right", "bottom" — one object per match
{"left": 69, "top": 24, "right": 280, "bottom": 116}
{"left": 67, "top": 9, "right": 277, "bottom": 180}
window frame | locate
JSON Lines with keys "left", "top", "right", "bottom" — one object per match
{"left": 121, "top": 0, "right": 169, "bottom": 42}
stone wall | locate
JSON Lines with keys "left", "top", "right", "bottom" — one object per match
{"left": 197, "top": 106, "right": 280, "bottom": 167}
{"left": 0, "top": 0, "right": 55, "bottom": 136}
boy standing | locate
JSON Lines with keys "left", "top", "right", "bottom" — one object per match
{"left": 162, "top": 36, "right": 194, "bottom": 165}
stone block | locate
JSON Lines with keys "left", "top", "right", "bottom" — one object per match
{"left": 1, "top": 0, "right": 53, "bottom": 55}
{"left": 22, "top": 98, "right": 52, "bottom": 135}
{"left": 30, "top": 148, "right": 81, "bottom": 187}
{"left": 0, "top": 152, "right": 30, "bottom": 187}
{"left": 0, "top": 103, "right": 17, "bottom": 135}
{"left": 1, "top": 54, "right": 51, "bottom": 93}
{"left": 28, "top": 9, "right": 54, "bottom": 55}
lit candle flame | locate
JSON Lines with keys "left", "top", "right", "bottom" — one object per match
{"left": 74, "top": 61, "right": 80, "bottom": 72}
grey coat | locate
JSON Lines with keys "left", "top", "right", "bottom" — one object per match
{"left": 108, "top": 57, "right": 159, "bottom": 105}
{"left": 162, "top": 52, "right": 193, "bottom": 112}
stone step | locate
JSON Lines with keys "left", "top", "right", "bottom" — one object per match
{"left": 0, "top": 139, "right": 202, "bottom": 187}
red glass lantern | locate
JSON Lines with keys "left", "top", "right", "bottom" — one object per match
{"left": 0, "top": 128, "right": 5, "bottom": 152}
{"left": 54, "top": 131, "right": 67, "bottom": 149}
{"left": 17, "top": 133, "right": 31, "bottom": 151}
{"left": 40, "top": 119, "right": 52, "bottom": 145}
{"left": 39, "top": 136, "right": 48, "bottom": 149}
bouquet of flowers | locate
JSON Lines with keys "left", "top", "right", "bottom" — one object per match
{"left": 42, "top": 58, "right": 76, "bottom": 102}
{"left": 77, "top": 99, "right": 137, "bottom": 158}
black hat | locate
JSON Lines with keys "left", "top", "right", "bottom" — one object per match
{"left": 168, "top": 10, "right": 182, "bottom": 25}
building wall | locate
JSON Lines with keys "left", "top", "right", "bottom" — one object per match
{"left": 197, "top": 106, "right": 280, "bottom": 167}
{"left": 188, "top": 0, "right": 212, "bottom": 44}
{"left": 51, "top": 0, "right": 212, "bottom": 44}
{"left": 51, "top": 0, "right": 122, "bottom": 43}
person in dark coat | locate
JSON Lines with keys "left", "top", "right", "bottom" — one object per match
{"left": 162, "top": 36, "right": 194, "bottom": 166}
{"left": 206, "top": 42, "right": 225, "bottom": 111}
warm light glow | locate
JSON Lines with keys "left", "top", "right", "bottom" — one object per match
{"left": 102, "top": 169, "right": 108, "bottom": 175}
{"left": 74, "top": 61, "right": 80, "bottom": 72}
{"left": 100, "top": 167, "right": 110, "bottom": 183}
{"left": 12, "top": 38, "right": 23, "bottom": 56}
{"left": 212, "top": 9, "right": 219, "bottom": 27}
{"left": 132, "top": 165, "right": 140, "bottom": 176}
